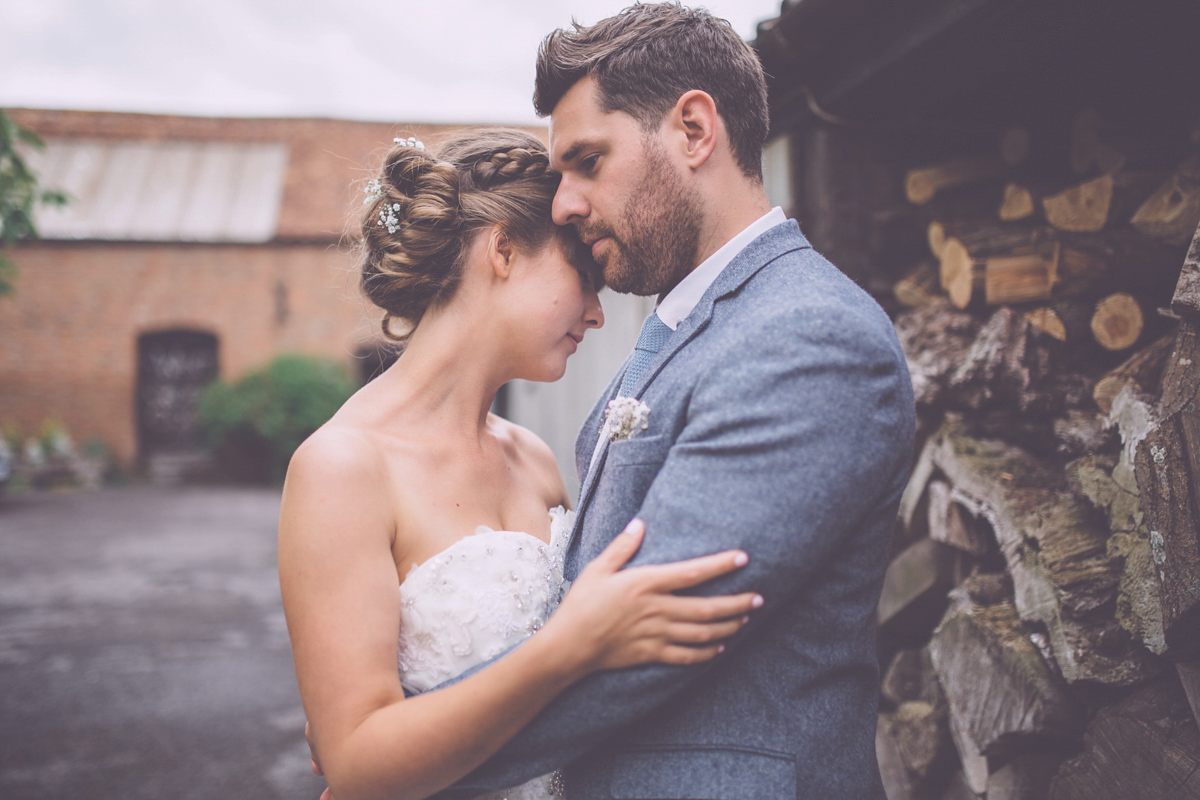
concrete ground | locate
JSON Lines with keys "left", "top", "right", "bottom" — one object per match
{"left": 0, "top": 485, "right": 325, "bottom": 799}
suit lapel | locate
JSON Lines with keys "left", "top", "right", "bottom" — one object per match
{"left": 617, "top": 220, "right": 809, "bottom": 403}
{"left": 569, "top": 221, "right": 810, "bottom": 550}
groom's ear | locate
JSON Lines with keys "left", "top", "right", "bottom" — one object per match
{"left": 672, "top": 90, "right": 719, "bottom": 170}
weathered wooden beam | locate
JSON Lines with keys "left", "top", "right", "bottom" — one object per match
{"left": 1173, "top": 220, "right": 1200, "bottom": 315}
{"left": 1131, "top": 400, "right": 1200, "bottom": 659}
{"left": 1048, "top": 678, "right": 1200, "bottom": 800}
{"left": 930, "top": 418, "right": 1159, "bottom": 685}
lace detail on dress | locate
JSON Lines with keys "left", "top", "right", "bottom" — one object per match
{"left": 397, "top": 506, "right": 573, "bottom": 800}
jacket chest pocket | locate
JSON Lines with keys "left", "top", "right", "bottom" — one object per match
{"left": 605, "top": 433, "right": 670, "bottom": 468}
{"left": 591, "top": 433, "right": 670, "bottom": 514}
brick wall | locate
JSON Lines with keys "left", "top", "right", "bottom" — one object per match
{"left": 0, "top": 240, "right": 381, "bottom": 465}
{"left": 0, "top": 109, "right": 551, "bottom": 468}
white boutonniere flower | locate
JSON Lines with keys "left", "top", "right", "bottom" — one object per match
{"left": 601, "top": 397, "right": 650, "bottom": 442}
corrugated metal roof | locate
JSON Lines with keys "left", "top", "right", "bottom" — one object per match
{"left": 23, "top": 139, "right": 289, "bottom": 243}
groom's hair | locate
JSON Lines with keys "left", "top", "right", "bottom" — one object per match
{"left": 534, "top": 2, "right": 769, "bottom": 181}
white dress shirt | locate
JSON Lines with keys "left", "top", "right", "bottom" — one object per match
{"left": 655, "top": 206, "right": 787, "bottom": 330}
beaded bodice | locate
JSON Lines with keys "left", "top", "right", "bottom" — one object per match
{"left": 396, "top": 507, "right": 573, "bottom": 800}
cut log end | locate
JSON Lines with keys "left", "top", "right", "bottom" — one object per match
{"left": 1044, "top": 175, "right": 1114, "bottom": 233}
{"left": 999, "top": 183, "right": 1035, "bottom": 221}
{"left": 1091, "top": 292, "right": 1145, "bottom": 351}
{"left": 907, "top": 155, "right": 1004, "bottom": 206}
{"left": 1026, "top": 307, "right": 1068, "bottom": 341}
{"left": 1131, "top": 155, "right": 1200, "bottom": 246}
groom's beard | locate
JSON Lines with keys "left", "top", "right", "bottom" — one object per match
{"left": 583, "top": 142, "right": 703, "bottom": 297}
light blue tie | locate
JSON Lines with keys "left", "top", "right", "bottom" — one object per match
{"left": 619, "top": 312, "right": 672, "bottom": 396}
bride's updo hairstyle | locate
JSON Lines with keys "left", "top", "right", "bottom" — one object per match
{"left": 360, "top": 129, "right": 591, "bottom": 342}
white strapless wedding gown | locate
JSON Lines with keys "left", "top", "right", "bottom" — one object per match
{"left": 397, "top": 506, "right": 574, "bottom": 800}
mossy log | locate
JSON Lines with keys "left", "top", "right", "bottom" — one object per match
{"left": 1066, "top": 454, "right": 1167, "bottom": 655}
{"left": 1048, "top": 678, "right": 1200, "bottom": 800}
{"left": 929, "top": 418, "right": 1159, "bottom": 685}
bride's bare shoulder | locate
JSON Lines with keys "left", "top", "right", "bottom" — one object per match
{"left": 489, "top": 415, "right": 568, "bottom": 508}
{"left": 280, "top": 423, "right": 395, "bottom": 540}
{"left": 287, "top": 423, "right": 386, "bottom": 488}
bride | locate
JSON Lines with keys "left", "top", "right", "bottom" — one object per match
{"left": 278, "top": 130, "right": 760, "bottom": 800}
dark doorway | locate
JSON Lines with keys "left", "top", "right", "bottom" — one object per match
{"left": 136, "top": 330, "right": 219, "bottom": 460}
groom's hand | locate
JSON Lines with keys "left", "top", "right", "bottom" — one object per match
{"left": 305, "top": 721, "right": 333, "bottom": 800}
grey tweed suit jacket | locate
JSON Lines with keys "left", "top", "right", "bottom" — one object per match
{"left": 431, "top": 220, "right": 915, "bottom": 800}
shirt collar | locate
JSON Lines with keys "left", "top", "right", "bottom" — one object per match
{"left": 655, "top": 207, "right": 787, "bottom": 330}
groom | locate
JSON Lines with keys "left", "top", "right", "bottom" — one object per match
{"left": 316, "top": 4, "right": 913, "bottom": 798}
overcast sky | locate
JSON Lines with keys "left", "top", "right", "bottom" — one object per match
{"left": 0, "top": 0, "right": 782, "bottom": 125}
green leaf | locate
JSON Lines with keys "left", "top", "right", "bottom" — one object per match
{"left": 0, "top": 109, "right": 71, "bottom": 299}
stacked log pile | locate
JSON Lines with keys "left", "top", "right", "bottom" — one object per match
{"left": 876, "top": 110, "right": 1200, "bottom": 800}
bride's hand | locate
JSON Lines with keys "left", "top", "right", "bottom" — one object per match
{"left": 546, "top": 518, "right": 761, "bottom": 673}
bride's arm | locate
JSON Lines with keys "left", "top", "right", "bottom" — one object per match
{"left": 279, "top": 429, "right": 757, "bottom": 800}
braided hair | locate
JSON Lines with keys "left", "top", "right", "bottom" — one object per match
{"left": 360, "top": 129, "right": 588, "bottom": 342}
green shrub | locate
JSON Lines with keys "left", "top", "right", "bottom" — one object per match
{"left": 199, "top": 354, "right": 356, "bottom": 482}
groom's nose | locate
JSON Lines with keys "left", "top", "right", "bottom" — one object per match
{"left": 552, "top": 177, "right": 589, "bottom": 227}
